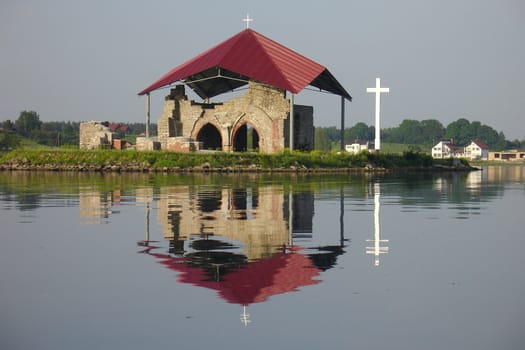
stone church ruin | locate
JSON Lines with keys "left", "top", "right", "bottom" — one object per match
{"left": 136, "top": 82, "right": 314, "bottom": 153}
{"left": 79, "top": 28, "right": 351, "bottom": 153}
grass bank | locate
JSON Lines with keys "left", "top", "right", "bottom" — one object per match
{"left": 470, "top": 160, "right": 525, "bottom": 167}
{"left": 0, "top": 148, "right": 470, "bottom": 172}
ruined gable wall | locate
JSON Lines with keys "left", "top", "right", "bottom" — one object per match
{"left": 79, "top": 121, "right": 114, "bottom": 150}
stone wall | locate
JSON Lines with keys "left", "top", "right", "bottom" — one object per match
{"left": 79, "top": 121, "right": 115, "bottom": 150}
{"left": 135, "top": 137, "right": 161, "bottom": 151}
{"left": 157, "top": 85, "right": 186, "bottom": 149}
{"left": 155, "top": 81, "right": 314, "bottom": 153}
{"left": 166, "top": 137, "right": 202, "bottom": 152}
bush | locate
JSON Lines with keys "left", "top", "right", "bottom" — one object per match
{"left": 0, "top": 131, "right": 20, "bottom": 152}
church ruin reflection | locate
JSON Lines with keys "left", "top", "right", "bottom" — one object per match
{"left": 79, "top": 190, "right": 117, "bottom": 224}
{"left": 138, "top": 183, "right": 346, "bottom": 325}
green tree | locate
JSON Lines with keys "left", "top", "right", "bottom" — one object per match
{"left": 15, "top": 111, "right": 42, "bottom": 137}
{"left": 491, "top": 131, "right": 508, "bottom": 151}
{"left": 444, "top": 118, "right": 471, "bottom": 145}
{"left": 314, "top": 127, "right": 331, "bottom": 151}
{"left": 420, "top": 119, "right": 444, "bottom": 145}
{"left": 345, "top": 122, "right": 372, "bottom": 142}
{"left": 323, "top": 126, "right": 340, "bottom": 143}
{"left": 476, "top": 124, "right": 503, "bottom": 149}
{"left": 1, "top": 119, "right": 15, "bottom": 132}
{"left": 445, "top": 118, "right": 506, "bottom": 149}
{"left": 401, "top": 119, "right": 422, "bottom": 143}
{"left": 0, "top": 131, "right": 20, "bottom": 151}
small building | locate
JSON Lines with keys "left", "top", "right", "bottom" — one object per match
{"left": 465, "top": 139, "right": 489, "bottom": 160}
{"left": 345, "top": 140, "right": 374, "bottom": 154}
{"left": 431, "top": 140, "right": 465, "bottom": 158}
{"left": 488, "top": 150, "right": 525, "bottom": 161}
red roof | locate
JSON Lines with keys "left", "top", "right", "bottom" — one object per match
{"left": 108, "top": 122, "right": 120, "bottom": 131}
{"left": 138, "top": 29, "right": 351, "bottom": 100}
{"left": 141, "top": 246, "right": 321, "bottom": 305}
{"left": 472, "top": 139, "right": 489, "bottom": 149}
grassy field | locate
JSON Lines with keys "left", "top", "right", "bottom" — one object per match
{"left": 380, "top": 143, "right": 430, "bottom": 154}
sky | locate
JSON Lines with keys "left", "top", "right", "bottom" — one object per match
{"left": 1, "top": 0, "right": 524, "bottom": 140}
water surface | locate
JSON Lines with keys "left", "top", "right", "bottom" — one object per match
{"left": 1, "top": 167, "right": 524, "bottom": 350}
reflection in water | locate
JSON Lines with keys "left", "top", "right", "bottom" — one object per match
{"left": 137, "top": 184, "right": 345, "bottom": 325}
{"left": 157, "top": 186, "right": 291, "bottom": 260}
{"left": 2, "top": 169, "right": 522, "bottom": 329}
{"left": 486, "top": 165, "right": 525, "bottom": 183}
{"left": 366, "top": 183, "right": 389, "bottom": 266}
{"left": 1, "top": 169, "right": 524, "bottom": 347}
{"left": 9, "top": 170, "right": 510, "bottom": 315}
{"left": 79, "top": 190, "right": 115, "bottom": 224}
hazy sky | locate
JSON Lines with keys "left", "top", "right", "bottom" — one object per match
{"left": 1, "top": 0, "right": 524, "bottom": 139}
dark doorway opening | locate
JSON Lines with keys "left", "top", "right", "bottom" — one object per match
{"left": 233, "top": 123, "right": 260, "bottom": 152}
{"left": 196, "top": 124, "right": 222, "bottom": 150}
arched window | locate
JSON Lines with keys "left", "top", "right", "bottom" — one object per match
{"left": 196, "top": 124, "right": 222, "bottom": 150}
{"left": 233, "top": 123, "right": 259, "bottom": 152}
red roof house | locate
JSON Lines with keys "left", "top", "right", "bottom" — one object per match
{"left": 465, "top": 139, "right": 490, "bottom": 160}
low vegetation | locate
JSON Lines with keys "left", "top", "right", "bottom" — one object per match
{"left": 0, "top": 148, "right": 470, "bottom": 172}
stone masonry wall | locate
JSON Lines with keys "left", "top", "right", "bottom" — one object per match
{"left": 79, "top": 121, "right": 114, "bottom": 150}
{"left": 155, "top": 81, "right": 313, "bottom": 153}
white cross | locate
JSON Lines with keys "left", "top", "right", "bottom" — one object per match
{"left": 243, "top": 14, "right": 253, "bottom": 29}
{"left": 366, "top": 78, "right": 389, "bottom": 151}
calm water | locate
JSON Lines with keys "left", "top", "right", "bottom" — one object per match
{"left": 0, "top": 167, "right": 524, "bottom": 350}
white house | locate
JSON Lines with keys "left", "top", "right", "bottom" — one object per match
{"left": 345, "top": 140, "right": 374, "bottom": 154}
{"left": 431, "top": 140, "right": 465, "bottom": 159}
{"left": 465, "top": 139, "right": 489, "bottom": 160}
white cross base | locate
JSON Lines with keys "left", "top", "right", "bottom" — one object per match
{"left": 367, "top": 78, "right": 389, "bottom": 151}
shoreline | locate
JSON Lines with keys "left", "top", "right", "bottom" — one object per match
{"left": 0, "top": 148, "right": 478, "bottom": 173}
{"left": 0, "top": 162, "right": 477, "bottom": 173}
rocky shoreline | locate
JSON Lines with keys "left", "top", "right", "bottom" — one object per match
{"left": 0, "top": 159, "right": 476, "bottom": 173}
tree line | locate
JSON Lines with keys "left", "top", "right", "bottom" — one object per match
{"left": 1, "top": 111, "right": 523, "bottom": 153}
{"left": 315, "top": 118, "right": 523, "bottom": 151}
{"left": 0, "top": 111, "right": 152, "bottom": 151}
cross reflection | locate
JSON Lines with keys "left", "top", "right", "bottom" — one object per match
{"left": 240, "top": 305, "right": 251, "bottom": 326}
{"left": 366, "top": 182, "right": 389, "bottom": 266}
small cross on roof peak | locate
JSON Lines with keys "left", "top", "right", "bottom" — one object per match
{"left": 243, "top": 14, "right": 254, "bottom": 29}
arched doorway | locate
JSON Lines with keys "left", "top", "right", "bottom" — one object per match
{"left": 196, "top": 123, "right": 222, "bottom": 150}
{"left": 233, "top": 123, "right": 260, "bottom": 152}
